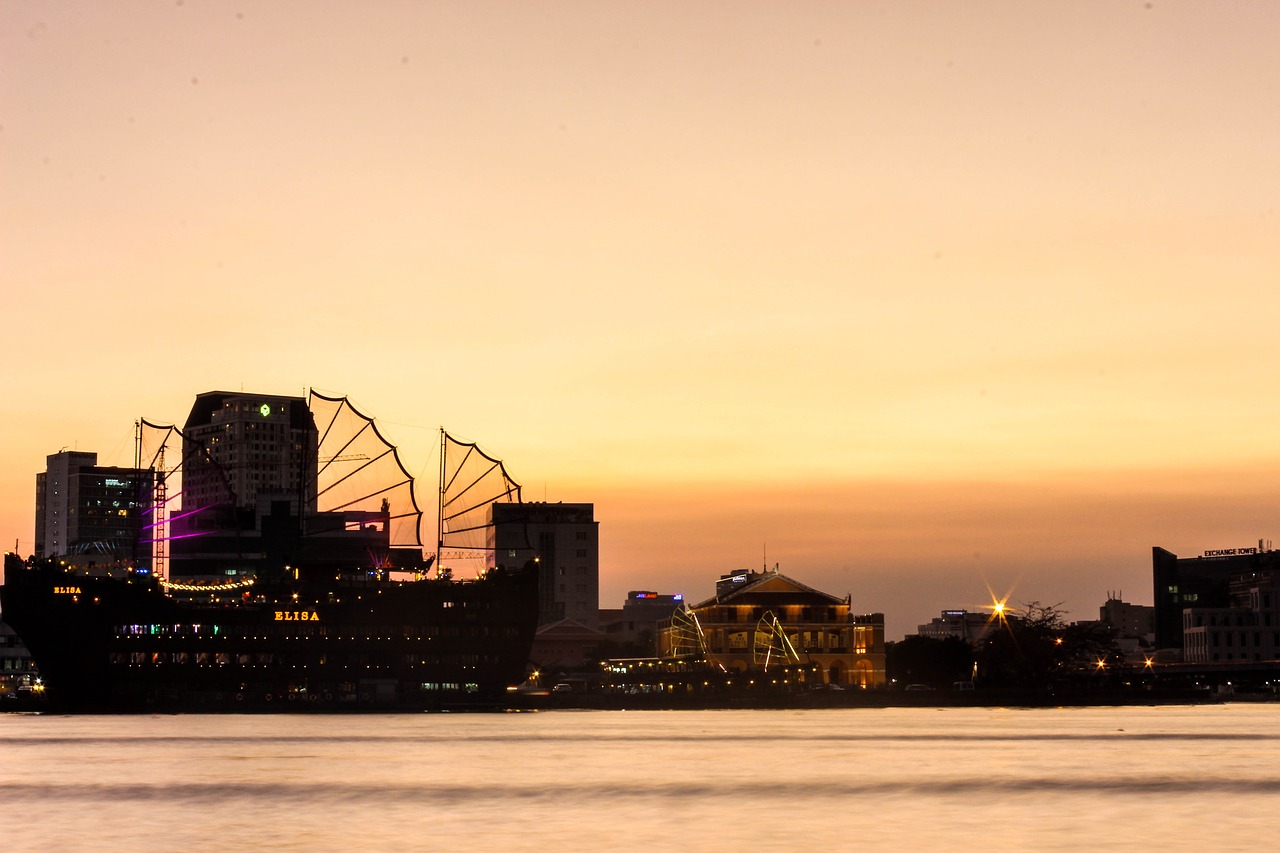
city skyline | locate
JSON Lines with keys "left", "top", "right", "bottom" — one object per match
{"left": 4, "top": 2, "right": 1278, "bottom": 638}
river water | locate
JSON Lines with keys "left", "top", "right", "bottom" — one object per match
{"left": 1, "top": 705, "right": 1277, "bottom": 852}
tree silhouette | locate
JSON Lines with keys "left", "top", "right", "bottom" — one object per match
{"left": 974, "top": 602, "right": 1119, "bottom": 689}
{"left": 886, "top": 635, "right": 974, "bottom": 687}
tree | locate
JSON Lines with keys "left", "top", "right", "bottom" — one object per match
{"left": 886, "top": 635, "right": 975, "bottom": 687}
{"left": 974, "top": 601, "right": 1120, "bottom": 690}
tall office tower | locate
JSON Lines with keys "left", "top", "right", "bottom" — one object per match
{"left": 162, "top": 392, "right": 320, "bottom": 577}
{"left": 491, "top": 502, "right": 599, "bottom": 629}
{"left": 181, "top": 392, "right": 319, "bottom": 515}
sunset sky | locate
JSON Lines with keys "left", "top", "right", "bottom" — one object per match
{"left": 4, "top": 1, "right": 1278, "bottom": 637}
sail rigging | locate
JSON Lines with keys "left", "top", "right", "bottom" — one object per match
{"left": 136, "top": 418, "right": 239, "bottom": 578}
{"left": 133, "top": 392, "right": 521, "bottom": 579}
{"left": 308, "top": 391, "right": 422, "bottom": 550}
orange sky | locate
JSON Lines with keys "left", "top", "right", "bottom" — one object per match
{"left": 3, "top": 2, "right": 1278, "bottom": 637}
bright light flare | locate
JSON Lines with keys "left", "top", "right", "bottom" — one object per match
{"left": 984, "top": 593, "right": 1013, "bottom": 626}
{"left": 981, "top": 578, "right": 1020, "bottom": 627}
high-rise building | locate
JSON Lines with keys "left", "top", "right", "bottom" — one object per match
{"left": 181, "top": 392, "right": 318, "bottom": 515}
{"left": 491, "top": 502, "right": 599, "bottom": 629}
{"left": 35, "top": 451, "right": 147, "bottom": 563}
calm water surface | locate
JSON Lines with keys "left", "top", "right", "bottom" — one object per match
{"left": 2, "top": 705, "right": 1278, "bottom": 851}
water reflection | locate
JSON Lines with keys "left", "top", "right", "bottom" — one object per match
{"left": 2, "top": 706, "right": 1276, "bottom": 852}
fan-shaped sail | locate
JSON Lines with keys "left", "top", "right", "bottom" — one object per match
{"left": 440, "top": 427, "right": 519, "bottom": 560}
{"left": 308, "top": 392, "right": 423, "bottom": 550}
{"left": 664, "top": 606, "right": 709, "bottom": 659}
{"left": 439, "top": 431, "right": 521, "bottom": 557}
{"left": 753, "top": 611, "right": 802, "bottom": 670}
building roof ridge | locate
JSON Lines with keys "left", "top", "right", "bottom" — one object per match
{"left": 715, "top": 568, "right": 846, "bottom": 605}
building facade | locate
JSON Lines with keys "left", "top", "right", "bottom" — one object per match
{"left": 1181, "top": 571, "right": 1280, "bottom": 664}
{"left": 1153, "top": 545, "right": 1280, "bottom": 650}
{"left": 1098, "top": 597, "right": 1155, "bottom": 643}
{"left": 917, "top": 609, "right": 996, "bottom": 644}
{"left": 600, "top": 591, "right": 685, "bottom": 655}
{"left": 664, "top": 568, "right": 886, "bottom": 688}
{"left": 491, "top": 502, "right": 599, "bottom": 629}
{"left": 528, "top": 619, "right": 609, "bottom": 670}
{"left": 35, "top": 451, "right": 148, "bottom": 564}
{"left": 0, "top": 618, "right": 38, "bottom": 698}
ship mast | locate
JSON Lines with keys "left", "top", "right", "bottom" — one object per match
{"left": 133, "top": 420, "right": 141, "bottom": 572}
{"left": 135, "top": 419, "right": 168, "bottom": 581}
{"left": 437, "top": 427, "right": 446, "bottom": 575}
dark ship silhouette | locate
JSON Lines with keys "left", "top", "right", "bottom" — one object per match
{"left": 1, "top": 390, "right": 538, "bottom": 711}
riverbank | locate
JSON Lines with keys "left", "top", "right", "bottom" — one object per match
{"left": 518, "top": 685, "right": 1235, "bottom": 711}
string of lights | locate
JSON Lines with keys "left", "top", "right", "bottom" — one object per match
{"left": 159, "top": 578, "right": 256, "bottom": 592}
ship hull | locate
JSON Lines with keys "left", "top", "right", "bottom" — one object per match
{"left": 1, "top": 560, "right": 539, "bottom": 712}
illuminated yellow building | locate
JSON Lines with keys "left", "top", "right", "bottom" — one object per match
{"left": 662, "top": 567, "right": 886, "bottom": 688}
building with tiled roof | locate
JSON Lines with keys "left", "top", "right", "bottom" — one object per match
{"left": 662, "top": 567, "right": 885, "bottom": 688}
